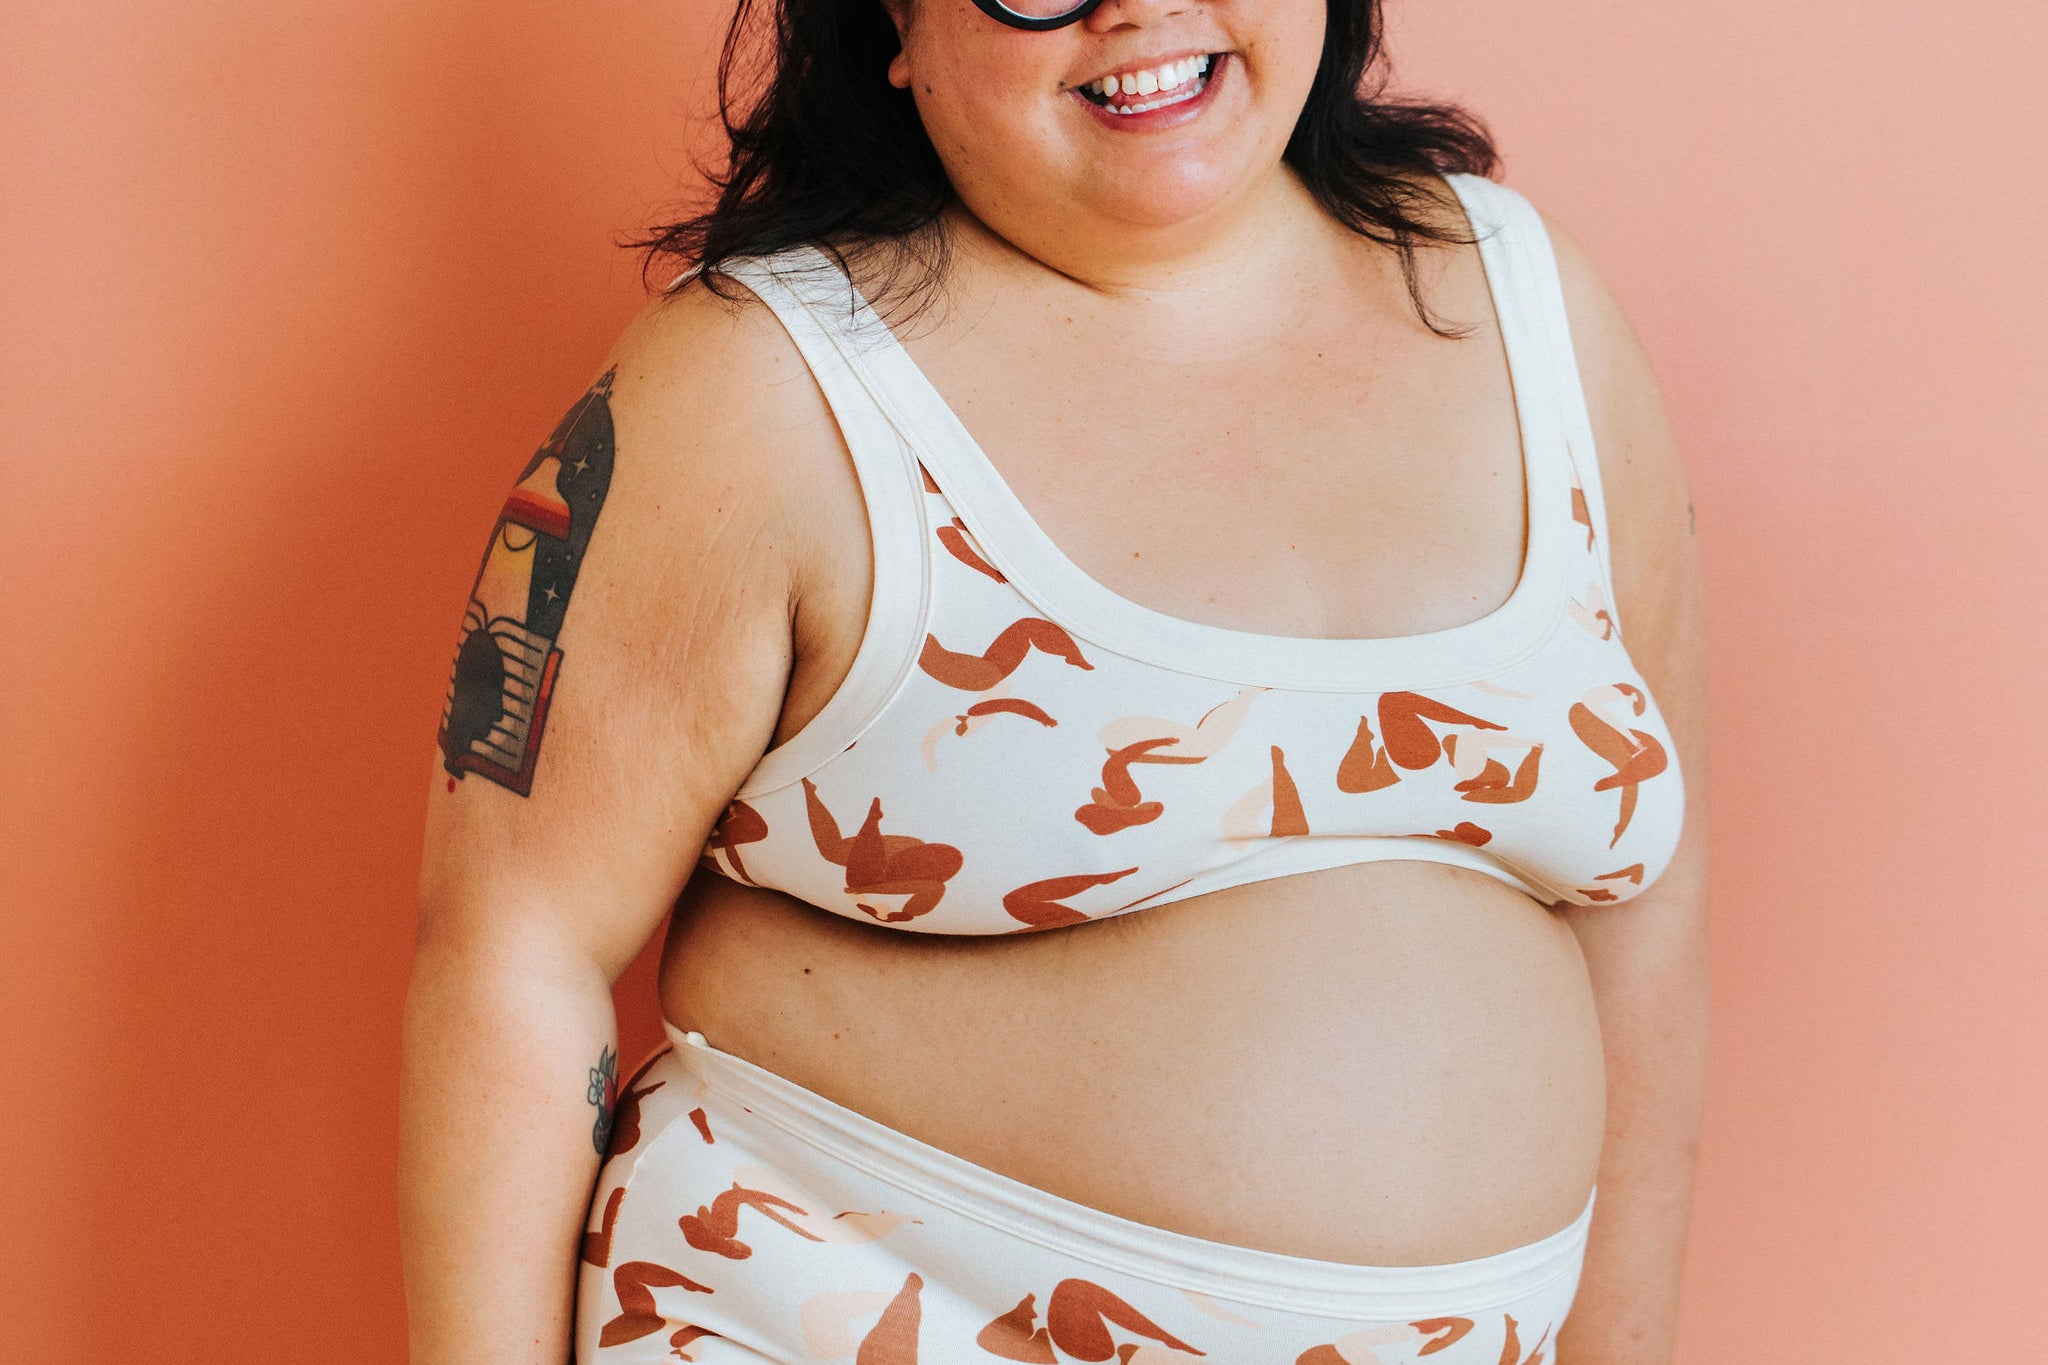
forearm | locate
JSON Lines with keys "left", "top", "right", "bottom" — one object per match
{"left": 1555, "top": 918, "right": 1710, "bottom": 1364}
{"left": 399, "top": 931, "right": 618, "bottom": 1365}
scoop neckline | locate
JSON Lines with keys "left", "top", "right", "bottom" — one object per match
{"left": 783, "top": 173, "right": 1571, "bottom": 693}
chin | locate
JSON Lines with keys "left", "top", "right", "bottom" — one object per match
{"left": 1083, "top": 169, "right": 1241, "bottom": 229}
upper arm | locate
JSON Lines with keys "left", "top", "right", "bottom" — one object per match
{"left": 416, "top": 277, "right": 828, "bottom": 979}
{"left": 1542, "top": 210, "right": 1712, "bottom": 1359}
{"left": 1542, "top": 207, "right": 1711, "bottom": 960}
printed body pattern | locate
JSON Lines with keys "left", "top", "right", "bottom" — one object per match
{"left": 696, "top": 446, "right": 1683, "bottom": 931}
{"left": 573, "top": 1038, "right": 1589, "bottom": 1363}
{"left": 575, "top": 175, "right": 1670, "bottom": 1361}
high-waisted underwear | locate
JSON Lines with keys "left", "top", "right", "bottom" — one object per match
{"left": 573, "top": 1022, "right": 1595, "bottom": 1363}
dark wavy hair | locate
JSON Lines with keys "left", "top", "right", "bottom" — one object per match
{"left": 625, "top": 0, "right": 1500, "bottom": 338}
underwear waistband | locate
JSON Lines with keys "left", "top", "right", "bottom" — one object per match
{"left": 659, "top": 1020, "right": 1595, "bottom": 1318}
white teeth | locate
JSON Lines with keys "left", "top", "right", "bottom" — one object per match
{"left": 1088, "top": 54, "right": 1216, "bottom": 114}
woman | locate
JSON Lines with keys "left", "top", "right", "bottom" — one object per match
{"left": 400, "top": 0, "right": 1710, "bottom": 1361}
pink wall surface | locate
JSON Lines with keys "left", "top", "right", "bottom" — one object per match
{"left": 4, "top": 2, "right": 2042, "bottom": 1360}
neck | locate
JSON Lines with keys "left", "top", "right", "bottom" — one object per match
{"left": 941, "top": 162, "right": 1332, "bottom": 315}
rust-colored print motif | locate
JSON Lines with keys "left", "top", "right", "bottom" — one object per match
{"left": 581, "top": 1187, "right": 625, "bottom": 1269}
{"left": 1269, "top": 746, "right": 1310, "bottom": 835}
{"left": 952, "top": 697, "right": 1059, "bottom": 737}
{"left": 1568, "top": 684, "right": 1669, "bottom": 847}
{"left": 801, "top": 1272, "right": 926, "bottom": 1363}
{"left": 1569, "top": 572, "right": 1616, "bottom": 641}
{"left": 1496, "top": 1315, "right": 1552, "bottom": 1365}
{"left": 602, "top": 1048, "right": 671, "bottom": 1163}
{"left": 1339, "top": 692, "right": 1541, "bottom": 806}
{"left": 1002, "top": 866, "right": 1142, "bottom": 931}
{"left": 727, "top": 1162, "right": 926, "bottom": 1245}
{"left": 1221, "top": 745, "right": 1311, "bottom": 843}
{"left": 1077, "top": 689, "right": 1263, "bottom": 835}
{"left": 1569, "top": 481, "right": 1597, "bottom": 556}
{"left": 677, "top": 1180, "right": 826, "bottom": 1259}
{"left": 922, "top": 695, "right": 1061, "bottom": 772}
{"left": 860, "top": 1272, "right": 925, "bottom": 1364}
{"left": 597, "top": 1260, "right": 714, "bottom": 1349}
{"left": 977, "top": 1278, "right": 1206, "bottom": 1361}
{"left": 1415, "top": 1318, "right": 1477, "bottom": 1355}
{"left": 1294, "top": 1316, "right": 1475, "bottom": 1363}
{"left": 802, "top": 777, "right": 964, "bottom": 923}
{"left": 940, "top": 515, "right": 1009, "bottom": 583}
{"left": 699, "top": 799, "right": 768, "bottom": 884}
{"left": 1575, "top": 862, "right": 1644, "bottom": 903}
{"left": 922, "top": 618, "right": 1093, "bottom": 691}
{"left": 440, "top": 368, "right": 615, "bottom": 796}
{"left": 668, "top": 1325, "right": 719, "bottom": 1362}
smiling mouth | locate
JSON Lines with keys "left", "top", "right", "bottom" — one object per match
{"left": 1075, "top": 52, "right": 1223, "bottom": 116}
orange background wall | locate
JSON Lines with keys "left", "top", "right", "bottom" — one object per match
{"left": 4, "top": 1, "right": 2042, "bottom": 1359}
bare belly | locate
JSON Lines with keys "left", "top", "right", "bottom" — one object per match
{"left": 656, "top": 857, "right": 1605, "bottom": 1267}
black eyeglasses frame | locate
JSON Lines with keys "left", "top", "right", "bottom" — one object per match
{"left": 966, "top": 0, "right": 1107, "bottom": 32}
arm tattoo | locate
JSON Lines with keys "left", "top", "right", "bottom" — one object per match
{"left": 588, "top": 1043, "right": 620, "bottom": 1155}
{"left": 438, "top": 368, "right": 617, "bottom": 795}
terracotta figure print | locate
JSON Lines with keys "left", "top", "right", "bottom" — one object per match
{"left": 699, "top": 799, "right": 769, "bottom": 884}
{"left": 976, "top": 1278, "right": 1206, "bottom": 1361}
{"left": 677, "top": 1180, "right": 824, "bottom": 1259}
{"left": 1267, "top": 746, "right": 1311, "bottom": 835}
{"left": 1412, "top": 1317, "right": 1477, "bottom": 1354}
{"left": 1374, "top": 692, "right": 1508, "bottom": 770}
{"left": 603, "top": 1070, "right": 667, "bottom": 1160}
{"left": 726, "top": 1162, "right": 925, "bottom": 1245}
{"left": 1076, "top": 736, "right": 1202, "bottom": 834}
{"left": 1569, "top": 479, "right": 1597, "bottom": 555}
{"left": 938, "top": 514, "right": 1008, "bottom": 583}
{"left": 581, "top": 1187, "right": 626, "bottom": 1269}
{"left": 1496, "top": 1314, "right": 1552, "bottom": 1365}
{"left": 1077, "top": 689, "right": 1263, "bottom": 834}
{"left": 1444, "top": 731, "right": 1544, "bottom": 804}
{"left": 920, "top": 693, "right": 1061, "bottom": 772}
{"left": 1575, "top": 862, "right": 1645, "bottom": 902}
{"left": 439, "top": 367, "right": 616, "bottom": 796}
{"left": 1335, "top": 713, "right": 1402, "bottom": 794}
{"left": 801, "top": 778, "right": 964, "bottom": 923}
{"left": 1568, "top": 573, "right": 1616, "bottom": 640}
{"left": 920, "top": 617, "right": 1093, "bottom": 691}
{"left": 1338, "top": 692, "right": 1536, "bottom": 806}
{"left": 1568, "top": 683, "right": 1670, "bottom": 846}
{"left": 1001, "top": 865, "right": 1142, "bottom": 929}
{"left": 854, "top": 1271, "right": 924, "bottom": 1364}
{"left": 598, "top": 1261, "right": 713, "bottom": 1347}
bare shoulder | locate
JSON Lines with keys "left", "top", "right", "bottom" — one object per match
{"left": 418, "top": 269, "right": 858, "bottom": 970}
{"left": 605, "top": 269, "right": 845, "bottom": 497}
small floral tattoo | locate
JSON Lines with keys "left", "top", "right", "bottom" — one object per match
{"left": 588, "top": 1044, "right": 620, "bottom": 1155}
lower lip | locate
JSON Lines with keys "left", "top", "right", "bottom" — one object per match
{"left": 1071, "top": 52, "right": 1228, "bottom": 132}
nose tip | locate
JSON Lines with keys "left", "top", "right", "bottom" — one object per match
{"left": 1083, "top": 0, "right": 1197, "bottom": 29}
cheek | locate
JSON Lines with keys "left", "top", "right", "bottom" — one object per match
{"left": 899, "top": 18, "right": 1073, "bottom": 159}
{"left": 1238, "top": 5, "right": 1326, "bottom": 100}
{"left": 921, "top": 74, "right": 1072, "bottom": 175}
